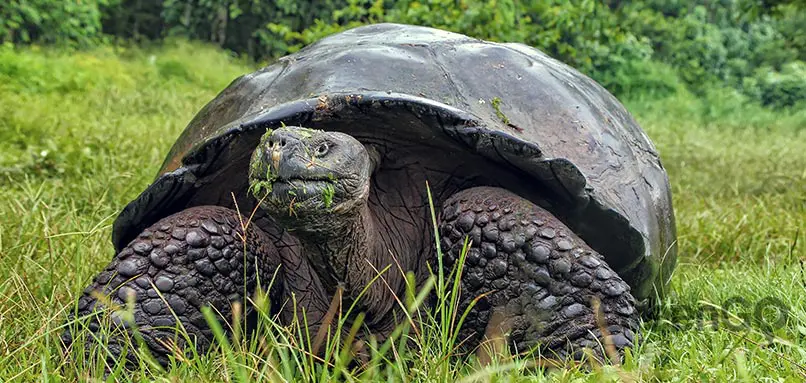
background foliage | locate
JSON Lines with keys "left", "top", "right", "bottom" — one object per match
{"left": 0, "top": 37, "right": 804, "bottom": 382}
{"left": 1, "top": 0, "right": 805, "bottom": 107}
{"left": 1, "top": 1, "right": 805, "bottom": 381}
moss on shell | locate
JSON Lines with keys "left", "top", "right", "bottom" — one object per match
{"left": 491, "top": 97, "right": 510, "bottom": 124}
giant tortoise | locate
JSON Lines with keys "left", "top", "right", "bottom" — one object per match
{"left": 65, "top": 23, "right": 677, "bottom": 366}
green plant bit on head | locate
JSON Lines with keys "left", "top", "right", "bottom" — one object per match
{"left": 248, "top": 130, "right": 278, "bottom": 199}
{"left": 491, "top": 97, "right": 510, "bottom": 124}
{"left": 249, "top": 178, "right": 273, "bottom": 199}
{"left": 322, "top": 183, "right": 335, "bottom": 208}
{"left": 259, "top": 128, "right": 274, "bottom": 145}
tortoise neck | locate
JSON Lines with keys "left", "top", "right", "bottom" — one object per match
{"left": 290, "top": 204, "right": 373, "bottom": 294}
{"left": 293, "top": 202, "right": 418, "bottom": 329}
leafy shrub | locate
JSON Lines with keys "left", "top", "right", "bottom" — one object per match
{"left": 773, "top": 4, "right": 806, "bottom": 62}
{"left": 593, "top": 58, "right": 685, "bottom": 100}
{"left": 746, "top": 61, "right": 806, "bottom": 108}
{"left": 0, "top": 0, "right": 110, "bottom": 46}
{"left": 3, "top": 0, "right": 805, "bottom": 108}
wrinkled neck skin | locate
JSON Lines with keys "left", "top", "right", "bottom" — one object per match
{"left": 278, "top": 202, "right": 372, "bottom": 294}
{"left": 273, "top": 177, "right": 425, "bottom": 333}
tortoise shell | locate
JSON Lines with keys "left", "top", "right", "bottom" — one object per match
{"left": 113, "top": 23, "right": 676, "bottom": 309}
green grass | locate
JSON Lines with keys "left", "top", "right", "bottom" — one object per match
{"left": 1, "top": 41, "right": 805, "bottom": 382}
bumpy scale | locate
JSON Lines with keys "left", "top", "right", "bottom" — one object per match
{"left": 438, "top": 187, "right": 639, "bottom": 361}
{"left": 62, "top": 206, "right": 282, "bottom": 366}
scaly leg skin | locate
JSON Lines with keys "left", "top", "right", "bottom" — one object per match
{"left": 438, "top": 187, "right": 639, "bottom": 364}
{"left": 62, "top": 206, "right": 283, "bottom": 367}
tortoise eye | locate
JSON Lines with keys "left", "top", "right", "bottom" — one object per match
{"left": 315, "top": 142, "right": 330, "bottom": 157}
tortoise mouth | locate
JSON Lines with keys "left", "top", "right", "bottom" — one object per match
{"left": 273, "top": 178, "right": 336, "bottom": 192}
{"left": 275, "top": 175, "right": 340, "bottom": 183}
{"left": 261, "top": 177, "right": 340, "bottom": 207}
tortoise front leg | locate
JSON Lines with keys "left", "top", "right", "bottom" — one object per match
{"left": 62, "top": 206, "right": 284, "bottom": 367}
{"left": 438, "top": 187, "right": 639, "bottom": 363}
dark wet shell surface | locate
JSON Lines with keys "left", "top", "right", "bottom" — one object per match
{"left": 114, "top": 23, "right": 676, "bottom": 307}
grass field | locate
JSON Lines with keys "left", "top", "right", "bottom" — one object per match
{"left": 0, "top": 41, "right": 805, "bottom": 382}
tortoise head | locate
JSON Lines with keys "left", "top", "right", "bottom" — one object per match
{"left": 248, "top": 127, "right": 376, "bottom": 225}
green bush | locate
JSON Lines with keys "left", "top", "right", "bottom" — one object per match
{"left": 100, "top": 0, "right": 350, "bottom": 59}
{"left": 592, "top": 57, "right": 685, "bottom": 100}
{"left": 746, "top": 61, "right": 806, "bottom": 108}
{"left": 260, "top": 0, "right": 804, "bottom": 106}
{"left": 2, "top": 0, "right": 805, "bottom": 108}
{"left": 0, "top": 0, "right": 110, "bottom": 46}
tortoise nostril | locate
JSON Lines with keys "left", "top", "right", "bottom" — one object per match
{"left": 280, "top": 139, "right": 287, "bottom": 147}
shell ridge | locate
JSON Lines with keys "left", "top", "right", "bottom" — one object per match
{"left": 249, "top": 60, "right": 292, "bottom": 117}
{"left": 426, "top": 43, "right": 468, "bottom": 111}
